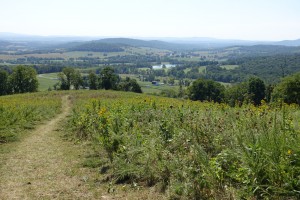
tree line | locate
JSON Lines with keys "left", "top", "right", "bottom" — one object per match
{"left": 56, "top": 67, "right": 142, "bottom": 93}
{"left": 1, "top": 65, "right": 299, "bottom": 106}
{"left": 0, "top": 66, "right": 38, "bottom": 95}
{"left": 187, "top": 72, "right": 300, "bottom": 106}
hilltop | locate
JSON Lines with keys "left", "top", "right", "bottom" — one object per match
{"left": 1, "top": 90, "right": 299, "bottom": 199}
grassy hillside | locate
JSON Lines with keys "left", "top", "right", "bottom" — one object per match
{"left": 67, "top": 90, "right": 300, "bottom": 199}
{"left": 0, "top": 92, "right": 62, "bottom": 143}
{"left": 1, "top": 90, "right": 299, "bottom": 199}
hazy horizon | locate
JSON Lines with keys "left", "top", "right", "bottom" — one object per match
{"left": 1, "top": 31, "right": 298, "bottom": 42}
{"left": 1, "top": 0, "right": 300, "bottom": 41}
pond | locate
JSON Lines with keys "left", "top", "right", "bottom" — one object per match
{"left": 152, "top": 64, "right": 176, "bottom": 69}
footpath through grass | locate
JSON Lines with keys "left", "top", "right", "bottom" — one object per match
{"left": 0, "top": 92, "right": 166, "bottom": 199}
{"left": 1, "top": 90, "right": 299, "bottom": 199}
{"left": 0, "top": 95, "right": 101, "bottom": 199}
{"left": 0, "top": 92, "right": 62, "bottom": 143}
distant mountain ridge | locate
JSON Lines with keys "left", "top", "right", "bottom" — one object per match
{"left": 1, "top": 32, "right": 300, "bottom": 46}
{"left": 0, "top": 32, "right": 102, "bottom": 42}
{"left": 223, "top": 45, "right": 300, "bottom": 57}
{"left": 93, "top": 38, "right": 192, "bottom": 50}
{"left": 65, "top": 38, "right": 203, "bottom": 51}
{"left": 74, "top": 37, "right": 264, "bottom": 50}
{"left": 69, "top": 40, "right": 125, "bottom": 52}
{"left": 274, "top": 39, "right": 300, "bottom": 46}
{"left": 1, "top": 32, "right": 300, "bottom": 52}
{"left": 70, "top": 37, "right": 300, "bottom": 51}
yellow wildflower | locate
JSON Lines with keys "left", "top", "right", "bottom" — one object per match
{"left": 98, "top": 107, "right": 107, "bottom": 116}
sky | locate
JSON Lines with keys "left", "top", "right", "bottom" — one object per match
{"left": 1, "top": 0, "right": 300, "bottom": 41}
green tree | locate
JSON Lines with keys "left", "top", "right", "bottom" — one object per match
{"left": 0, "top": 69, "right": 9, "bottom": 95}
{"left": 247, "top": 77, "right": 266, "bottom": 105}
{"left": 118, "top": 77, "right": 131, "bottom": 91}
{"left": 117, "top": 77, "right": 142, "bottom": 93}
{"left": 62, "top": 67, "right": 75, "bottom": 89}
{"left": 9, "top": 66, "right": 38, "bottom": 94}
{"left": 225, "top": 82, "right": 248, "bottom": 107}
{"left": 53, "top": 82, "right": 60, "bottom": 90}
{"left": 58, "top": 72, "right": 69, "bottom": 90}
{"left": 129, "top": 79, "right": 142, "bottom": 93}
{"left": 272, "top": 72, "right": 300, "bottom": 105}
{"left": 168, "top": 77, "right": 175, "bottom": 85}
{"left": 188, "top": 78, "right": 225, "bottom": 102}
{"left": 99, "top": 67, "right": 119, "bottom": 90}
{"left": 148, "top": 74, "right": 155, "bottom": 82}
{"left": 58, "top": 67, "right": 82, "bottom": 90}
{"left": 88, "top": 72, "right": 98, "bottom": 90}
{"left": 72, "top": 70, "right": 83, "bottom": 90}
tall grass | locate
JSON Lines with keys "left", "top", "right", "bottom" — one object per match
{"left": 69, "top": 90, "right": 300, "bottom": 199}
{"left": 0, "top": 92, "right": 62, "bottom": 143}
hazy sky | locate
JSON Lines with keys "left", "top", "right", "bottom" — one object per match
{"left": 1, "top": 0, "right": 300, "bottom": 40}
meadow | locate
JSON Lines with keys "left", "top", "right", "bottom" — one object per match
{"left": 0, "top": 92, "right": 62, "bottom": 143}
{"left": 37, "top": 73, "right": 60, "bottom": 91}
{"left": 68, "top": 90, "right": 300, "bottom": 199}
{"left": 1, "top": 89, "right": 299, "bottom": 199}
{"left": 220, "top": 65, "right": 239, "bottom": 70}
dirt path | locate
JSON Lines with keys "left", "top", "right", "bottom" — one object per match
{"left": 0, "top": 95, "right": 165, "bottom": 200}
{"left": 0, "top": 96, "right": 99, "bottom": 200}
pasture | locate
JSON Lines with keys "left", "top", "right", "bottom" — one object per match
{"left": 37, "top": 73, "right": 59, "bottom": 91}
{"left": 220, "top": 65, "right": 239, "bottom": 70}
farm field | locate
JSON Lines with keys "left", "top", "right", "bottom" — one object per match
{"left": 0, "top": 46, "right": 170, "bottom": 61}
{"left": 37, "top": 73, "right": 59, "bottom": 91}
{"left": 220, "top": 65, "right": 239, "bottom": 70}
{"left": 139, "top": 82, "right": 179, "bottom": 94}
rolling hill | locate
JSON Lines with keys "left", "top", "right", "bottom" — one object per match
{"left": 1, "top": 33, "right": 300, "bottom": 52}
{"left": 66, "top": 38, "right": 200, "bottom": 51}
{"left": 274, "top": 39, "right": 300, "bottom": 46}
{"left": 68, "top": 40, "right": 125, "bottom": 52}
{"left": 65, "top": 38, "right": 300, "bottom": 52}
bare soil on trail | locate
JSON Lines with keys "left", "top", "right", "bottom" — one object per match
{"left": 0, "top": 96, "right": 98, "bottom": 200}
